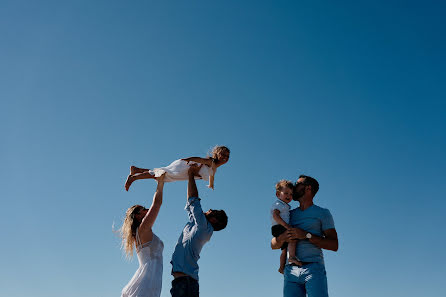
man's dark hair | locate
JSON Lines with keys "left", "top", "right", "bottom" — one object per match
{"left": 209, "top": 210, "right": 228, "bottom": 231}
{"left": 299, "top": 175, "right": 319, "bottom": 196}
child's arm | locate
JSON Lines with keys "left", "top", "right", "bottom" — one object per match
{"left": 181, "top": 157, "right": 213, "bottom": 166}
{"left": 273, "top": 209, "right": 291, "bottom": 229}
{"left": 208, "top": 175, "right": 215, "bottom": 190}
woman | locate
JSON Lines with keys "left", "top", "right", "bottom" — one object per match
{"left": 120, "top": 175, "right": 165, "bottom": 297}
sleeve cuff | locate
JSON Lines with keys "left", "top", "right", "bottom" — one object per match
{"left": 186, "top": 197, "right": 201, "bottom": 207}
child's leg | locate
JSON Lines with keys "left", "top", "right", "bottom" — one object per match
{"left": 288, "top": 240, "right": 302, "bottom": 266}
{"left": 279, "top": 248, "right": 287, "bottom": 274}
{"left": 130, "top": 166, "right": 150, "bottom": 175}
{"left": 125, "top": 171, "right": 156, "bottom": 191}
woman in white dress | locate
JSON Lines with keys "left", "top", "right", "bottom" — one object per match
{"left": 124, "top": 145, "right": 230, "bottom": 191}
{"left": 120, "top": 175, "right": 165, "bottom": 297}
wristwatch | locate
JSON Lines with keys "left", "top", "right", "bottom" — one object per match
{"left": 306, "top": 233, "right": 312, "bottom": 239}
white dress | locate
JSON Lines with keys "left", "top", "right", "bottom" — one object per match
{"left": 149, "top": 159, "right": 213, "bottom": 183}
{"left": 121, "top": 231, "right": 164, "bottom": 297}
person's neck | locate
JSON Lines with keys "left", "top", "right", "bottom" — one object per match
{"left": 298, "top": 197, "right": 314, "bottom": 211}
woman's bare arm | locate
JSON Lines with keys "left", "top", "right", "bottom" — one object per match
{"left": 139, "top": 176, "right": 165, "bottom": 236}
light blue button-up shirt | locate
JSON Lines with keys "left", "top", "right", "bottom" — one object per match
{"left": 171, "top": 197, "right": 214, "bottom": 280}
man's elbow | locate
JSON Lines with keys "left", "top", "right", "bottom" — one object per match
{"left": 332, "top": 241, "right": 339, "bottom": 252}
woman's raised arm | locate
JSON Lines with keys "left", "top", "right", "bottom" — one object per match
{"left": 139, "top": 176, "right": 165, "bottom": 234}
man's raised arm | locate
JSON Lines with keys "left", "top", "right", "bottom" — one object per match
{"left": 187, "top": 164, "right": 202, "bottom": 199}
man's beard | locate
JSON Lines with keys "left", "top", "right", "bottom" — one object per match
{"left": 293, "top": 190, "right": 304, "bottom": 201}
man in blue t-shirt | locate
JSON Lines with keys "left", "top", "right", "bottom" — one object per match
{"left": 271, "top": 175, "right": 339, "bottom": 297}
{"left": 170, "top": 164, "right": 228, "bottom": 297}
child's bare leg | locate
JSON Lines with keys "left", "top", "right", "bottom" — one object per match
{"left": 125, "top": 171, "right": 155, "bottom": 191}
{"left": 130, "top": 166, "right": 150, "bottom": 175}
{"left": 288, "top": 240, "right": 302, "bottom": 266}
{"left": 279, "top": 248, "right": 287, "bottom": 274}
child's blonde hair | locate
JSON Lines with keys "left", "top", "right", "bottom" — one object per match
{"left": 275, "top": 180, "right": 294, "bottom": 192}
{"left": 210, "top": 145, "right": 230, "bottom": 160}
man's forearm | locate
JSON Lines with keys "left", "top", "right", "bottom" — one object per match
{"left": 309, "top": 235, "right": 338, "bottom": 251}
{"left": 187, "top": 174, "right": 199, "bottom": 198}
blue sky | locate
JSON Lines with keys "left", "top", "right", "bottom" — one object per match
{"left": 1, "top": 1, "right": 445, "bottom": 296}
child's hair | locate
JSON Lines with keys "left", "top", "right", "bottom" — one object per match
{"left": 210, "top": 145, "right": 230, "bottom": 160}
{"left": 275, "top": 180, "right": 294, "bottom": 192}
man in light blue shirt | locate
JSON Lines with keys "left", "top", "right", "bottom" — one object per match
{"left": 170, "top": 164, "right": 228, "bottom": 297}
{"left": 272, "top": 175, "right": 339, "bottom": 297}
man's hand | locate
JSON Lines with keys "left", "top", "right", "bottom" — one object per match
{"left": 271, "top": 227, "right": 306, "bottom": 250}
{"left": 188, "top": 163, "right": 203, "bottom": 177}
{"left": 286, "top": 227, "right": 306, "bottom": 240}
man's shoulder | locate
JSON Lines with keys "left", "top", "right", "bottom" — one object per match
{"left": 312, "top": 204, "right": 332, "bottom": 216}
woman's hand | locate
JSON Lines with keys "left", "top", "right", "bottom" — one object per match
{"left": 181, "top": 158, "right": 192, "bottom": 164}
{"left": 155, "top": 174, "right": 165, "bottom": 185}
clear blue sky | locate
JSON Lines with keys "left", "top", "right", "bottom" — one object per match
{"left": 1, "top": 1, "right": 445, "bottom": 296}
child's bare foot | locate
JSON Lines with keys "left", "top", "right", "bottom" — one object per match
{"left": 130, "top": 166, "right": 137, "bottom": 175}
{"left": 125, "top": 175, "right": 135, "bottom": 191}
{"left": 278, "top": 266, "right": 285, "bottom": 274}
{"left": 130, "top": 166, "right": 148, "bottom": 175}
{"left": 288, "top": 256, "right": 302, "bottom": 266}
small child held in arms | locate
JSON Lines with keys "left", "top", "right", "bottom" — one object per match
{"left": 125, "top": 146, "right": 230, "bottom": 191}
{"left": 271, "top": 180, "right": 301, "bottom": 274}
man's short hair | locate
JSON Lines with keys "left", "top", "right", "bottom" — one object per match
{"left": 275, "top": 180, "right": 294, "bottom": 192}
{"left": 210, "top": 210, "right": 228, "bottom": 231}
{"left": 299, "top": 175, "right": 319, "bottom": 196}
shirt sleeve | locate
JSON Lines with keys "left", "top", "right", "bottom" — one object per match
{"left": 321, "top": 209, "right": 335, "bottom": 231}
{"left": 186, "top": 197, "right": 208, "bottom": 228}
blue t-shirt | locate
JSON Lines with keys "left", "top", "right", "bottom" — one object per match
{"left": 289, "top": 204, "right": 335, "bottom": 264}
{"left": 170, "top": 197, "right": 214, "bottom": 280}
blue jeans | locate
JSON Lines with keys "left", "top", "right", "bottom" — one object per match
{"left": 283, "top": 263, "right": 328, "bottom": 297}
{"left": 170, "top": 276, "right": 199, "bottom": 297}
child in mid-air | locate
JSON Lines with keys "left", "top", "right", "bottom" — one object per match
{"left": 125, "top": 146, "right": 230, "bottom": 191}
{"left": 271, "top": 180, "right": 301, "bottom": 274}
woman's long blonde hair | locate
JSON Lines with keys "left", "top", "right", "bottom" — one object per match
{"left": 120, "top": 205, "right": 144, "bottom": 258}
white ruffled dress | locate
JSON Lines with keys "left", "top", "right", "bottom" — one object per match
{"left": 149, "top": 159, "right": 213, "bottom": 183}
{"left": 121, "top": 231, "right": 164, "bottom": 297}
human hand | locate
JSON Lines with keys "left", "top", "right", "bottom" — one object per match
{"left": 286, "top": 227, "right": 306, "bottom": 240}
{"left": 181, "top": 158, "right": 192, "bottom": 164}
{"left": 188, "top": 163, "right": 202, "bottom": 177}
{"left": 156, "top": 174, "right": 165, "bottom": 183}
